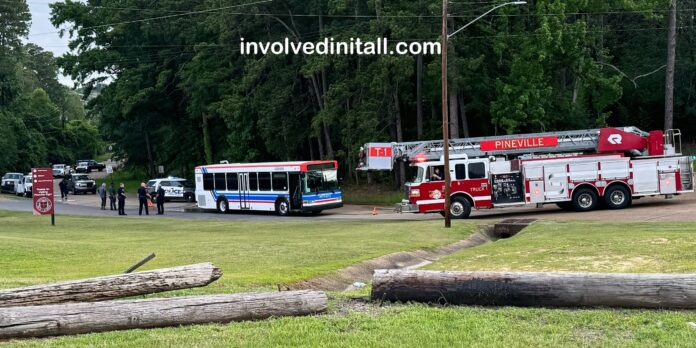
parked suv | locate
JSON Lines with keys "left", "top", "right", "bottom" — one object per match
{"left": 66, "top": 174, "right": 97, "bottom": 194}
{"left": 75, "top": 161, "right": 91, "bottom": 173}
{"left": 1, "top": 173, "right": 24, "bottom": 194}
{"left": 15, "top": 175, "right": 32, "bottom": 197}
{"left": 77, "top": 159, "right": 105, "bottom": 172}
{"left": 146, "top": 177, "right": 195, "bottom": 202}
{"left": 52, "top": 164, "right": 70, "bottom": 177}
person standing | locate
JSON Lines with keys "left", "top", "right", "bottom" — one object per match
{"left": 97, "top": 183, "right": 107, "bottom": 210}
{"left": 108, "top": 183, "right": 117, "bottom": 211}
{"left": 156, "top": 184, "right": 166, "bottom": 215}
{"left": 138, "top": 182, "right": 150, "bottom": 216}
{"left": 117, "top": 183, "right": 127, "bottom": 216}
{"left": 59, "top": 178, "right": 68, "bottom": 201}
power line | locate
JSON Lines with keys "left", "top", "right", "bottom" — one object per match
{"left": 28, "top": 0, "right": 272, "bottom": 37}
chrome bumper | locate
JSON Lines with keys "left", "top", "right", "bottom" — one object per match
{"left": 394, "top": 201, "right": 419, "bottom": 213}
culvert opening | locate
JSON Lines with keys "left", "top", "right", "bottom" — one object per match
{"left": 489, "top": 218, "right": 537, "bottom": 239}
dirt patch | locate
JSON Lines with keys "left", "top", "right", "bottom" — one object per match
{"left": 288, "top": 222, "right": 531, "bottom": 292}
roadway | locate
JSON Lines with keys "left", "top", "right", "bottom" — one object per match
{"left": 2, "top": 177, "right": 696, "bottom": 222}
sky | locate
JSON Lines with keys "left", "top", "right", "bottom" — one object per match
{"left": 27, "top": 0, "right": 73, "bottom": 85}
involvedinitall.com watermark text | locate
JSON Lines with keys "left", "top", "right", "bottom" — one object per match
{"left": 240, "top": 37, "right": 441, "bottom": 55}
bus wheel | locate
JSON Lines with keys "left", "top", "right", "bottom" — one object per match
{"left": 217, "top": 198, "right": 229, "bottom": 214}
{"left": 310, "top": 210, "right": 323, "bottom": 216}
{"left": 276, "top": 199, "right": 290, "bottom": 216}
{"left": 450, "top": 197, "right": 471, "bottom": 219}
{"left": 572, "top": 188, "right": 598, "bottom": 212}
{"left": 604, "top": 185, "right": 631, "bottom": 209}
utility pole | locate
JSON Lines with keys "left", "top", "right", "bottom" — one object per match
{"left": 664, "top": 0, "right": 677, "bottom": 131}
{"left": 441, "top": 0, "right": 452, "bottom": 228}
{"left": 441, "top": 1, "right": 526, "bottom": 228}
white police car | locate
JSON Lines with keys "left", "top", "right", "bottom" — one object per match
{"left": 146, "top": 177, "right": 195, "bottom": 202}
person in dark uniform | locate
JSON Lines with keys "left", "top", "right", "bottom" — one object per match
{"left": 137, "top": 182, "right": 150, "bottom": 216}
{"left": 156, "top": 184, "right": 165, "bottom": 215}
{"left": 108, "top": 183, "right": 117, "bottom": 211}
{"left": 117, "top": 183, "right": 127, "bottom": 215}
{"left": 59, "top": 178, "right": 68, "bottom": 200}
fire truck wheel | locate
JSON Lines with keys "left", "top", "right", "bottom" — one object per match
{"left": 276, "top": 199, "right": 290, "bottom": 216}
{"left": 571, "top": 188, "right": 598, "bottom": 212}
{"left": 216, "top": 198, "right": 229, "bottom": 214}
{"left": 604, "top": 185, "right": 632, "bottom": 209}
{"left": 449, "top": 197, "right": 472, "bottom": 219}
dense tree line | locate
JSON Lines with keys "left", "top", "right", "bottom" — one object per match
{"left": 0, "top": 1, "right": 96, "bottom": 175}
{"left": 40, "top": 0, "right": 696, "bottom": 183}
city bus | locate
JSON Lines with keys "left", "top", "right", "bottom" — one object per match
{"left": 194, "top": 160, "right": 343, "bottom": 215}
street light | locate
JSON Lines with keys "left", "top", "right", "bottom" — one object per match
{"left": 441, "top": 1, "right": 527, "bottom": 228}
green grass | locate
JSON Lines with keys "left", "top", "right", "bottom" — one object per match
{"left": 0, "top": 211, "right": 472, "bottom": 292}
{"left": 342, "top": 185, "right": 403, "bottom": 206}
{"left": 5, "top": 214, "right": 696, "bottom": 347}
{"left": 427, "top": 220, "right": 696, "bottom": 273}
{"left": 11, "top": 306, "right": 696, "bottom": 347}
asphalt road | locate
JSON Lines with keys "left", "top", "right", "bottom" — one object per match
{"left": 2, "top": 176, "right": 696, "bottom": 222}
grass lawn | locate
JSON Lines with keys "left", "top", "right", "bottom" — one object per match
{"left": 4, "top": 214, "right": 696, "bottom": 347}
{"left": 341, "top": 185, "right": 403, "bottom": 206}
{"left": 427, "top": 220, "right": 696, "bottom": 273}
{"left": 0, "top": 211, "right": 473, "bottom": 292}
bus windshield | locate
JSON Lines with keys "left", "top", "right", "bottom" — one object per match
{"left": 304, "top": 169, "right": 339, "bottom": 193}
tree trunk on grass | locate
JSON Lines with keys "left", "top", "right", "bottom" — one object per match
{"left": 371, "top": 269, "right": 696, "bottom": 309}
{"left": 0, "top": 290, "right": 327, "bottom": 339}
{"left": 0, "top": 263, "right": 222, "bottom": 308}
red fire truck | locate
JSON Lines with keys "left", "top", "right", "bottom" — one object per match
{"left": 360, "top": 127, "right": 693, "bottom": 218}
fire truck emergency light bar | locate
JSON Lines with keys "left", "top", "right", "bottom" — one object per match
{"left": 360, "top": 127, "right": 673, "bottom": 171}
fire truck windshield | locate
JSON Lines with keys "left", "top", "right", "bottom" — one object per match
{"left": 410, "top": 167, "right": 426, "bottom": 184}
{"left": 304, "top": 169, "right": 339, "bottom": 193}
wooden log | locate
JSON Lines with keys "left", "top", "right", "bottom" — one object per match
{"left": 371, "top": 269, "right": 696, "bottom": 309}
{"left": 0, "top": 263, "right": 222, "bottom": 307}
{"left": 0, "top": 290, "right": 327, "bottom": 339}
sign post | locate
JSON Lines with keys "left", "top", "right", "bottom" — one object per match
{"left": 32, "top": 168, "right": 55, "bottom": 225}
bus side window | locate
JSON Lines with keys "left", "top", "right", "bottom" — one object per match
{"left": 272, "top": 172, "right": 288, "bottom": 191}
{"left": 227, "top": 173, "right": 238, "bottom": 191}
{"left": 249, "top": 173, "right": 258, "bottom": 191}
{"left": 468, "top": 162, "right": 486, "bottom": 179}
{"left": 203, "top": 174, "right": 214, "bottom": 191}
{"left": 258, "top": 172, "right": 271, "bottom": 191}
{"left": 214, "top": 173, "right": 227, "bottom": 190}
{"left": 455, "top": 164, "right": 466, "bottom": 180}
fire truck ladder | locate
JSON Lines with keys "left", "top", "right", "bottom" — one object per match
{"left": 392, "top": 127, "right": 649, "bottom": 162}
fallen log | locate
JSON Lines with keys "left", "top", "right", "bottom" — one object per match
{"left": 0, "top": 263, "right": 222, "bottom": 307}
{"left": 371, "top": 269, "right": 696, "bottom": 309}
{"left": 0, "top": 290, "right": 327, "bottom": 339}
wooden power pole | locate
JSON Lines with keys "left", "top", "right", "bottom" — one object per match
{"left": 664, "top": 0, "right": 677, "bottom": 131}
{"left": 441, "top": 0, "right": 451, "bottom": 228}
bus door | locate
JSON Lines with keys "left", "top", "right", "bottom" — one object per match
{"left": 289, "top": 173, "right": 302, "bottom": 209}
{"left": 238, "top": 173, "right": 251, "bottom": 209}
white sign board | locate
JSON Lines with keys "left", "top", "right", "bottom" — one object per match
{"left": 365, "top": 143, "right": 394, "bottom": 171}
{"left": 106, "top": 166, "right": 113, "bottom": 174}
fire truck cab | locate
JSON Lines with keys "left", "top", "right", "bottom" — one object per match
{"left": 363, "top": 127, "right": 694, "bottom": 219}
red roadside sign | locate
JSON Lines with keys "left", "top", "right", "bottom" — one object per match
{"left": 32, "top": 168, "right": 54, "bottom": 216}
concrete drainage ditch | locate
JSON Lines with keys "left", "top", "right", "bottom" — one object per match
{"left": 289, "top": 219, "right": 537, "bottom": 292}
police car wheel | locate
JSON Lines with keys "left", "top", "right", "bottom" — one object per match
{"left": 217, "top": 198, "right": 229, "bottom": 214}
{"left": 450, "top": 197, "right": 471, "bottom": 219}
{"left": 276, "top": 199, "right": 290, "bottom": 216}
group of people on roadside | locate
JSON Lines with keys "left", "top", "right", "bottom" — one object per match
{"left": 96, "top": 182, "right": 166, "bottom": 216}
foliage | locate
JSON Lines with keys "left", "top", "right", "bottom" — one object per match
{"left": 0, "top": 1, "right": 91, "bottom": 174}
{"left": 43, "top": 0, "right": 695, "bottom": 185}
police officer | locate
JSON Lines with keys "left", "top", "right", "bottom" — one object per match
{"left": 156, "top": 184, "right": 166, "bottom": 215}
{"left": 117, "top": 183, "right": 127, "bottom": 216}
{"left": 108, "top": 183, "right": 117, "bottom": 211}
{"left": 137, "top": 182, "right": 150, "bottom": 216}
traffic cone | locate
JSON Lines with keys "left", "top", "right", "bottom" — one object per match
{"left": 372, "top": 207, "right": 378, "bottom": 216}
